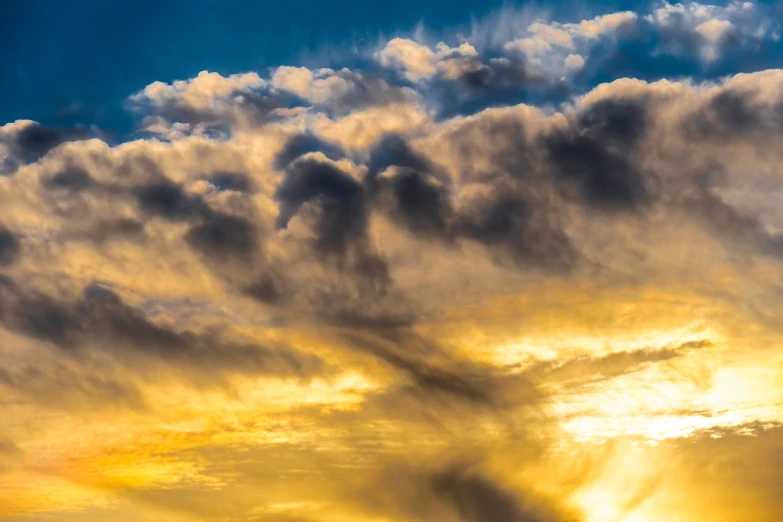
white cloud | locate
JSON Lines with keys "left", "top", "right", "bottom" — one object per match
{"left": 374, "top": 38, "right": 437, "bottom": 81}
{"left": 528, "top": 22, "right": 574, "bottom": 48}
{"left": 130, "top": 70, "right": 265, "bottom": 111}
{"left": 503, "top": 10, "right": 636, "bottom": 78}
{"left": 570, "top": 11, "right": 638, "bottom": 38}
{"left": 647, "top": 1, "right": 778, "bottom": 62}
{"left": 270, "top": 66, "right": 353, "bottom": 104}
{"left": 565, "top": 53, "right": 586, "bottom": 71}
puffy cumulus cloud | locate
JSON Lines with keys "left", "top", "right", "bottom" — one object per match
{"left": 506, "top": 12, "right": 636, "bottom": 53}
{"left": 271, "top": 66, "right": 418, "bottom": 116}
{"left": 646, "top": 0, "right": 780, "bottom": 62}
{"left": 374, "top": 38, "right": 438, "bottom": 81}
{"left": 364, "top": 2, "right": 778, "bottom": 115}
{"left": 573, "top": 11, "right": 640, "bottom": 38}
{"left": 433, "top": 42, "right": 480, "bottom": 76}
{"left": 371, "top": 38, "right": 553, "bottom": 118}
{"left": 0, "top": 120, "right": 97, "bottom": 174}
{"left": 498, "top": 1, "right": 779, "bottom": 80}
{"left": 309, "top": 101, "right": 432, "bottom": 151}
{"left": 130, "top": 70, "right": 265, "bottom": 111}
{"left": 5, "top": 3, "right": 783, "bottom": 522}
{"left": 502, "top": 11, "right": 636, "bottom": 78}
{"left": 564, "top": 53, "right": 586, "bottom": 71}
{"left": 117, "top": 2, "right": 783, "bottom": 130}
{"left": 127, "top": 70, "right": 316, "bottom": 138}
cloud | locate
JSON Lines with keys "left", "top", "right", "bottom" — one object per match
{"left": 0, "top": 120, "right": 95, "bottom": 174}
{"left": 5, "top": 3, "right": 783, "bottom": 521}
{"left": 356, "top": 457, "right": 580, "bottom": 522}
{"left": 132, "top": 71, "right": 265, "bottom": 110}
{"left": 564, "top": 54, "right": 585, "bottom": 71}
{"left": 642, "top": 0, "right": 780, "bottom": 65}
{"left": 526, "top": 340, "right": 713, "bottom": 387}
{"left": 135, "top": 180, "right": 212, "bottom": 221}
{"left": 206, "top": 171, "right": 254, "bottom": 193}
{"left": 0, "top": 279, "right": 322, "bottom": 381}
{"left": 540, "top": 112, "right": 649, "bottom": 210}
{"left": 429, "top": 464, "right": 574, "bottom": 522}
{"left": 276, "top": 157, "right": 369, "bottom": 254}
{"left": 275, "top": 132, "right": 345, "bottom": 170}
{"left": 128, "top": 70, "right": 266, "bottom": 127}
{"left": 0, "top": 360, "right": 147, "bottom": 411}
{"left": 0, "top": 226, "right": 20, "bottom": 266}
{"left": 185, "top": 212, "right": 260, "bottom": 260}
{"left": 128, "top": 71, "right": 314, "bottom": 137}
{"left": 270, "top": 66, "right": 415, "bottom": 115}
{"left": 502, "top": 11, "right": 636, "bottom": 79}
{"left": 374, "top": 38, "right": 437, "bottom": 81}
{"left": 43, "top": 166, "right": 95, "bottom": 192}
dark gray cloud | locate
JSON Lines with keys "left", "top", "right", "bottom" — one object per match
{"left": 35, "top": 158, "right": 271, "bottom": 299}
{"left": 459, "top": 196, "right": 576, "bottom": 272}
{"left": 0, "top": 227, "right": 20, "bottom": 267}
{"left": 185, "top": 212, "right": 260, "bottom": 260}
{"left": 685, "top": 190, "right": 783, "bottom": 257}
{"left": 365, "top": 132, "right": 577, "bottom": 271}
{"left": 577, "top": 98, "right": 649, "bottom": 146}
{"left": 1, "top": 123, "right": 94, "bottom": 173}
{"left": 43, "top": 167, "right": 95, "bottom": 192}
{"left": 368, "top": 133, "right": 437, "bottom": 177}
{"left": 688, "top": 88, "right": 783, "bottom": 140}
{"left": 339, "top": 326, "right": 494, "bottom": 405}
{"left": 383, "top": 169, "right": 454, "bottom": 240}
{"left": 276, "top": 159, "right": 366, "bottom": 249}
{"left": 0, "top": 279, "right": 321, "bottom": 377}
{"left": 431, "top": 464, "right": 571, "bottom": 522}
{"left": 540, "top": 97, "right": 651, "bottom": 211}
{"left": 14, "top": 123, "right": 78, "bottom": 164}
{"left": 207, "top": 172, "right": 254, "bottom": 193}
{"left": 543, "top": 130, "right": 647, "bottom": 209}
{"left": 321, "top": 70, "right": 415, "bottom": 116}
{"left": 360, "top": 461, "right": 575, "bottom": 522}
{"left": 460, "top": 198, "right": 531, "bottom": 244}
{"left": 135, "top": 180, "right": 212, "bottom": 221}
{"left": 243, "top": 273, "right": 285, "bottom": 304}
{"left": 424, "top": 95, "right": 651, "bottom": 222}
{"left": 275, "top": 132, "right": 345, "bottom": 171}
{"left": 42, "top": 162, "right": 263, "bottom": 262}
{"left": 84, "top": 218, "right": 146, "bottom": 244}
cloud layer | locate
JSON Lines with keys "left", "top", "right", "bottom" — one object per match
{"left": 2, "top": 1, "right": 783, "bottom": 521}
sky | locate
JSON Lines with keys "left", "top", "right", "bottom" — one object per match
{"left": 1, "top": 0, "right": 581, "bottom": 132}
{"left": 2, "top": 1, "right": 783, "bottom": 521}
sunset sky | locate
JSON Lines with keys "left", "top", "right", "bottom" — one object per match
{"left": 2, "top": 1, "right": 783, "bottom": 521}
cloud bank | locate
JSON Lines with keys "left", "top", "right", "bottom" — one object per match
{"left": 2, "top": 2, "right": 783, "bottom": 521}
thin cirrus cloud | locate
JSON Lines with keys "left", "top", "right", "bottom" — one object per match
{"left": 2, "top": 1, "right": 783, "bottom": 521}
